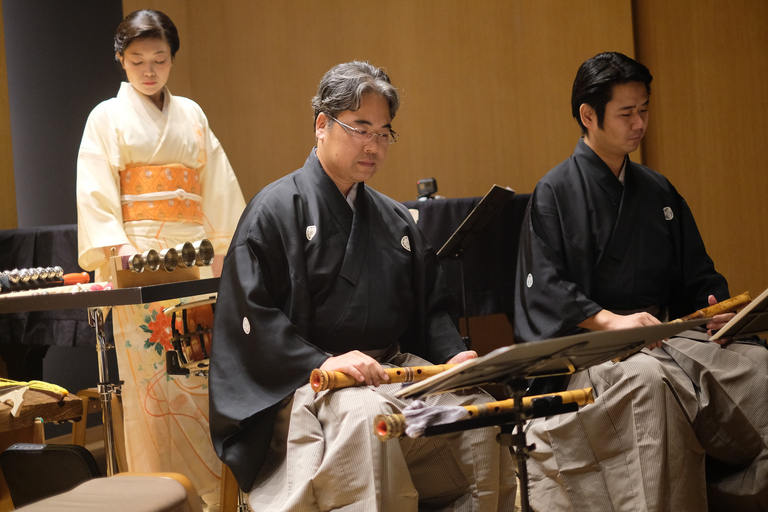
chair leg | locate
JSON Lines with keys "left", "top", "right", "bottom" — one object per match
{"left": 70, "top": 388, "right": 127, "bottom": 473}
{"left": 220, "top": 463, "right": 249, "bottom": 511}
{"left": 71, "top": 388, "right": 100, "bottom": 447}
{"left": 110, "top": 391, "right": 128, "bottom": 473}
{"left": 32, "top": 417, "right": 45, "bottom": 444}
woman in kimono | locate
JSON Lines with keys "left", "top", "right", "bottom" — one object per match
{"left": 76, "top": 9, "right": 245, "bottom": 505}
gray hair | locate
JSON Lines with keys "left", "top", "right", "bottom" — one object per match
{"left": 311, "top": 61, "right": 400, "bottom": 126}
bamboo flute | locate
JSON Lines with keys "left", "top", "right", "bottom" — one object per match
{"left": 673, "top": 291, "right": 752, "bottom": 322}
{"left": 612, "top": 292, "right": 753, "bottom": 362}
{"left": 310, "top": 364, "right": 456, "bottom": 393}
{"left": 374, "top": 387, "right": 594, "bottom": 441}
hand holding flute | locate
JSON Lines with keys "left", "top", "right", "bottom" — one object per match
{"left": 312, "top": 349, "right": 476, "bottom": 392}
{"left": 611, "top": 292, "right": 753, "bottom": 361}
{"left": 311, "top": 361, "right": 456, "bottom": 392}
{"left": 681, "top": 292, "right": 751, "bottom": 341}
{"left": 315, "top": 351, "right": 393, "bottom": 389}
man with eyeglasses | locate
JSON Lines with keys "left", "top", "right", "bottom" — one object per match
{"left": 210, "top": 61, "right": 517, "bottom": 511}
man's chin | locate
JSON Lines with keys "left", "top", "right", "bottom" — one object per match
{"left": 355, "top": 167, "right": 380, "bottom": 182}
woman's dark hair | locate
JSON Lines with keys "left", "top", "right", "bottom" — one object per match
{"left": 571, "top": 52, "right": 652, "bottom": 134}
{"left": 114, "top": 9, "right": 179, "bottom": 61}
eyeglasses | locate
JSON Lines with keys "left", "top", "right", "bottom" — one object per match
{"left": 327, "top": 115, "right": 398, "bottom": 145}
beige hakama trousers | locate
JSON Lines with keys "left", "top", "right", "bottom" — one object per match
{"left": 248, "top": 353, "right": 518, "bottom": 512}
{"left": 526, "top": 334, "right": 768, "bottom": 512}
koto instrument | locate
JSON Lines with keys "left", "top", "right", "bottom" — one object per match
{"left": 375, "top": 387, "right": 595, "bottom": 440}
{"left": 310, "top": 364, "right": 456, "bottom": 392}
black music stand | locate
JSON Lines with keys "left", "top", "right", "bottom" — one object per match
{"left": 395, "top": 318, "right": 709, "bottom": 512}
{"left": 437, "top": 185, "right": 515, "bottom": 348}
{"left": 711, "top": 287, "right": 768, "bottom": 341}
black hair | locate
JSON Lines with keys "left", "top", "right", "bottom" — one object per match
{"left": 571, "top": 52, "right": 652, "bottom": 134}
{"left": 114, "top": 9, "right": 180, "bottom": 61}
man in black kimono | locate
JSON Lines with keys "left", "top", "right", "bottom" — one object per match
{"left": 210, "top": 61, "right": 516, "bottom": 511}
{"left": 514, "top": 51, "right": 768, "bottom": 511}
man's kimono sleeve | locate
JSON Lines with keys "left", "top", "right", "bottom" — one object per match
{"left": 209, "top": 205, "right": 328, "bottom": 491}
{"left": 667, "top": 194, "right": 729, "bottom": 317}
{"left": 419, "top": 236, "right": 467, "bottom": 362}
{"left": 513, "top": 187, "right": 603, "bottom": 343}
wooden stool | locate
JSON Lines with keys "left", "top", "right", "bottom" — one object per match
{"left": 0, "top": 391, "right": 82, "bottom": 512}
{"left": 70, "top": 387, "right": 128, "bottom": 473}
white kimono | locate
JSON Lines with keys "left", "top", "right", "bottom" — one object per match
{"left": 76, "top": 82, "right": 245, "bottom": 498}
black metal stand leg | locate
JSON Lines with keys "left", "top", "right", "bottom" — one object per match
{"left": 459, "top": 257, "right": 471, "bottom": 349}
{"left": 88, "top": 307, "right": 120, "bottom": 476}
{"left": 500, "top": 379, "right": 535, "bottom": 512}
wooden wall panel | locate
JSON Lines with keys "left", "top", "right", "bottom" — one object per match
{"left": 633, "top": 0, "right": 768, "bottom": 298}
{"left": 116, "top": 0, "right": 636, "bottom": 352}
{"left": 124, "top": 0, "right": 634, "bottom": 204}
{"left": 0, "top": 3, "right": 17, "bottom": 230}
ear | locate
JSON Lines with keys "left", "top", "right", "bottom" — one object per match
{"left": 579, "top": 103, "right": 597, "bottom": 133}
{"left": 315, "top": 113, "right": 329, "bottom": 141}
{"left": 117, "top": 52, "right": 125, "bottom": 69}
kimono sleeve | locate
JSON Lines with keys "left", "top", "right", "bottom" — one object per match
{"left": 424, "top": 248, "right": 467, "bottom": 362}
{"left": 196, "top": 108, "right": 246, "bottom": 257}
{"left": 668, "top": 194, "right": 729, "bottom": 317}
{"left": 209, "top": 201, "right": 329, "bottom": 491}
{"left": 402, "top": 214, "right": 466, "bottom": 363}
{"left": 513, "top": 187, "right": 603, "bottom": 342}
{"left": 76, "top": 105, "right": 132, "bottom": 272}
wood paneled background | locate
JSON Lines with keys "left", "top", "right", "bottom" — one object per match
{"left": 2, "top": 0, "right": 766, "bottom": 352}
{"left": 0, "top": 2, "right": 16, "bottom": 229}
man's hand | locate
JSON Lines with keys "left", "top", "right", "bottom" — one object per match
{"left": 705, "top": 294, "right": 736, "bottom": 344}
{"left": 446, "top": 350, "right": 478, "bottom": 365}
{"left": 319, "top": 350, "right": 390, "bottom": 387}
{"left": 579, "top": 309, "right": 664, "bottom": 349}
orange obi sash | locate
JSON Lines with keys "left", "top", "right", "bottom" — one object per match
{"left": 120, "top": 165, "right": 203, "bottom": 224}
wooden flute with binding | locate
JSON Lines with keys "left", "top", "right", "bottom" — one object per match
{"left": 311, "top": 293, "right": 753, "bottom": 392}
{"left": 672, "top": 291, "right": 752, "bottom": 323}
{"left": 611, "top": 291, "right": 753, "bottom": 362}
{"left": 310, "top": 364, "right": 456, "bottom": 392}
{"left": 374, "top": 387, "right": 595, "bottom": 440}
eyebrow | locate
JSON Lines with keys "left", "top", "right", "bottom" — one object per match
{"left": 351, "top": 118, "right": 392, "bottom": 130}
{"left": 127, "top": 50, "right": 168, "bottom": 57}
{"left": 618, "top": 99, "right": 650, "bottom": 111}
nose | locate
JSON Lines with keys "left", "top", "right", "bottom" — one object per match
{"left": 631, "top": 111, "right": 645, "bottom": 130}
{"left": 363, "top": 138, "right": 379, "bottom": 154}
